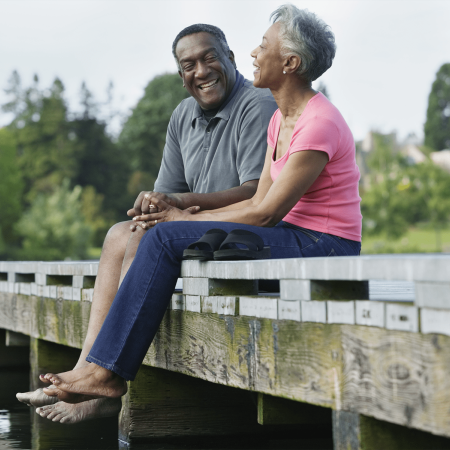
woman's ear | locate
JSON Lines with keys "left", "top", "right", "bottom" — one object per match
{"left": 284, "top": 55, "right": 301, "bottom": 74}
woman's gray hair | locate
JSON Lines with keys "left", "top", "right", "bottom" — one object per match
{"left": 172, "top": 24, "right": 233, "bottom": 71}
{"left": 271, "top": 4, "right": 336, "bottom": 82}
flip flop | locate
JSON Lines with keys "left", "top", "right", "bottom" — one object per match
{"left": 213, "top": 229, "right": 271, "bottom": 261}
{"left": 183, "top": 229, "right": 228, "bottom": 261}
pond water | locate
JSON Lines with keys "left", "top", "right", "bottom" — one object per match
{"left": 0, "top": 367, "right": 332, "bottom": 450}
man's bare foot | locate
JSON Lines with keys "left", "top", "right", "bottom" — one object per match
{"left": 16, "top": 387, "right": 60, "bottom": 407}
{"left": 36, "top": 397, "right": 122, "bottom": 424}
{"left": 40, "top": 364, "right": 127, "bottom": 403}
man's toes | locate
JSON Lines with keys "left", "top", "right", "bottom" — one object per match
{"left": 52, "top": 413, "right": 65, "bottom": 422}
{"left": 46, "top": 410, "right": 59, "bottom": 420}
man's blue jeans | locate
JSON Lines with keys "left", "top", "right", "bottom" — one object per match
{"left": 86, "top": 221, "right": 361, "bottom": 380}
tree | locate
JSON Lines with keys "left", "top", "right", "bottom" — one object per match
{"left": 16, "top": 179, "right": 92, "bottom": 261}
{"left": 118, "top": 73, "right": 190, "bottom": 196}
{"left": 0, "top": 128, "right": 23, "bottom": 256}
{"left": 362, "top": 130, "right": 450, "bottom": 251}
{"left": 424, "top": 63, "right": 450, "bottom": 150}
{"left": 6, "top": 77, "right": 80, "bottom": 199}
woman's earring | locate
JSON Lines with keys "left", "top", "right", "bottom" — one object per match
{"left": 283, "top": 71, "right": 286, "bottom": 74}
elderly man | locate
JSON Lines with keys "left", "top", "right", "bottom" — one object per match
{"left": 16, "top": 23, "right": 277, "bottom": 423}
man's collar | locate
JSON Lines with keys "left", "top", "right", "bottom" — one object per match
{"left": 191, "top": 70, "right": 244, "bottom": 128}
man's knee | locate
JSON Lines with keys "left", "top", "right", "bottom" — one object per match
{"left": 104, "top": 221, "right": 133, "bottom": 248}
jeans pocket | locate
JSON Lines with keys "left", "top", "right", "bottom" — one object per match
{"left": 283, "top": 222, "right": 321, "bottom": 242}
{"left": 328, "top": 248, "right": 337, "bottom": 257}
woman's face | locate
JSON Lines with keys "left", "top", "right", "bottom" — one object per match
{"left": 251, "top": 22, "right": 284, "bottom": 89}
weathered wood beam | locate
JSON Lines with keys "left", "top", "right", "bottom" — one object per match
{"left": 257, "top": 393, "right": 331, "bottom": 425}
{"left": 0, "top": 328, "right": 29, "bottom": 368}
{"left": 332, "top": 411, "right": 450, "bottom": 450}
{"left": 5, "top": 330, "right": 30, "bottom": 346}
{"left": 2, "top": 292, "right": 450, "bottom": 439}
{"left": 119, "top": 365, "right": 261, "bottom": 442}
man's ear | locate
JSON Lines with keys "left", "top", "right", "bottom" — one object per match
{"left": 229, "top": 50, "right": 237, "bottom": 69}
{"left": 178, "top": 71, "right": 185, "bottom": 87}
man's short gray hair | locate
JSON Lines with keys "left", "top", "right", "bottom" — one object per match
{"left": 172, "top": 24, "right": 233, "bottom": 71}
{"left": 271, "top": 4, "right": 336, "bottom": 82}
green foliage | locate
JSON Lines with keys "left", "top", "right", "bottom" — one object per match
{"left": 119, "top": 73, "right": 190, "bottom": 196}
{"left": 80, "top": 186, "right": 109, "bottom": 246}
{"left": 362, "top": 136, "right": 450, "bottom": 250}
{"left": 0, "top": 128, "right": 24, "bottom": 255}
{"left": 16, "top": 180, "right": 92, "bottom": 261}
{"left": 5, "top": 76, "right": 80, "bottom": 199}
{"left": 71, "top": 116, "right": 130, "bottom": 223}
{"left": 424, "top": 63, "right": 450, "bottom": 150}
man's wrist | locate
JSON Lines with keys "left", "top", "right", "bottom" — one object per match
{"left": 172, "top": 193, "right": 187, "bottom": 210}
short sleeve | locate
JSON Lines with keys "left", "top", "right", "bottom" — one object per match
{"left": 266, "top": 109, "right": 280, "bottom": 149}
{"left": 289, "top": 115, "right": 341, "bottom": 160}
{"left": 153, "top": 109, "right": 190, "bottom": 194}
{"left": 235, "top": 93, "right": 278, "bottom": 185}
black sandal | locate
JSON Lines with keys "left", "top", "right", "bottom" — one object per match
{"left": 183, "top": 229, "right": 228, "bottom": 261}
{"left": 213, "top": 229, "right": 271, "bottom": 261}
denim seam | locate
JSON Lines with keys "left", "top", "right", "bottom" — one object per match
{"left": 104, "top": 234, "right": 199, "bottom": 374}
{"left": 86, "top": 355, "right": 135, "bottom": 380}
{"left": 103, "top": 237, "right": 170, "bottom": 373}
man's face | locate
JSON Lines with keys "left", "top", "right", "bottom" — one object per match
{"left": 176, "top": 32, "right": 236, "bottom": 110}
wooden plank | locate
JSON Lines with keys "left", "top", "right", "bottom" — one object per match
{"left": 355, "top": 301, "right": 385, "bottom": 327}
{"left": 5, "top": 330, "right": 30, "bottom": 346}
{"left": 359, "top": 414, "right": 450, "bottom": 449}
{"left": 385, "top": 304, "right": 418, "bottom": 332}
{"left": 183, "top": 277, "right": 258, "bottom": 296}
{"left": 420, "top": 308, "right": 450, "bottom": 336}
{"left": 119, "top": 364, "right": 261, "bottom": 442}
{"left": 281, "top": 280, "right": 369, "bottom": 301}
{"left": 333, "top": 412, "right": 450, "bottom": 450}
{"left": 257, "top": 392, "right": 330, "bottom": 425}
{"left": 332, "top": 410, "right": 360, "bottom": 450}
{"left": 0, "top": 328, "right": 29, "bottom": 368}
{"left": 180, "top": 255, "right": 450, "bottom": 283}
{"left": 2, "top": 291, "right": 450, "bottom": 438}
{"left": 415, "top": 282, "right": 450, "bottom": 309}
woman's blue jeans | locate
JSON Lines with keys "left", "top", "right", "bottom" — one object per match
{"left": 86, "top": 221, "right": 361, "bottom": 380}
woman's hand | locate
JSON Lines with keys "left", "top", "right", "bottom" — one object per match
{"left": 127, "top": 192, "right": 184, "bottom": 231}
{"left": 132, "top": 197, "right": 200, "bottom": 228}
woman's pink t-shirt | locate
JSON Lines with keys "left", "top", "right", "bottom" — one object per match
{"left": 268, "top": 92, "right": 362, "bottom": 241}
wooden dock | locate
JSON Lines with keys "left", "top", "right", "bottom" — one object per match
{"left": 1, "top": 255, "right": 450, "bottom": 449}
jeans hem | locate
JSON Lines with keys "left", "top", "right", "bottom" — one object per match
{"left": 86, "top": 355, "right": 135, "bottom": 381}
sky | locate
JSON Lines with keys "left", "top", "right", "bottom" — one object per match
{"left": 1, "top": 0, "right": 449, "bottom": 142}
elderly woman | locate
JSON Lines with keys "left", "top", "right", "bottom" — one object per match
{"left": 39, "top": 4, "right": 362, "bottom": 401}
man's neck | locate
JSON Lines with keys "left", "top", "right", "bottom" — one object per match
{"left": 201, "top": 106, "right": 221, "bottom": 122}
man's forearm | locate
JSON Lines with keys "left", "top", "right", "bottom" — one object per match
{"left": 176, "top": 180, "right": 258, "bottom": 211}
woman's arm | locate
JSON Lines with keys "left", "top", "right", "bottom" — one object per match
{"left": 196, "top": 144, "right": 275, "bottom": 214}
{"left": 144, "top": 148, "right": 328, "bottom": 227}
{"left": 135, "top": 144, "right": 275, "bottom": 221}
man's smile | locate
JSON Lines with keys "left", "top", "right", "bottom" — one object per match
{"left": 198, "top": 78, "right": 220, "bottom": 91}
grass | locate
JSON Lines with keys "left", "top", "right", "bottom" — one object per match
{"left": 361, "top": 226, "right": 450, "bottom": 254}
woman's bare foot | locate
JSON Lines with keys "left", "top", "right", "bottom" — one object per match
{"left": 40, "top": 364, "right": 127, "bottom": 403}
{"left": 16, "top": 387, "right": 60, "bottom": 407}
{"left": 36, "top": 397, "right": 122, "bottom": 424}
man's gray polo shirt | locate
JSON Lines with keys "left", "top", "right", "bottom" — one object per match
{"left": 154, "top": 70, "right": 277, "bottom": 194}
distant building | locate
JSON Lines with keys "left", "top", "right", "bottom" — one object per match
{"left": 401, "top": 144, "right": 426, "bottom": 165}
{"left": 430, "top": 150, "right": 450, "bottom": 173}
